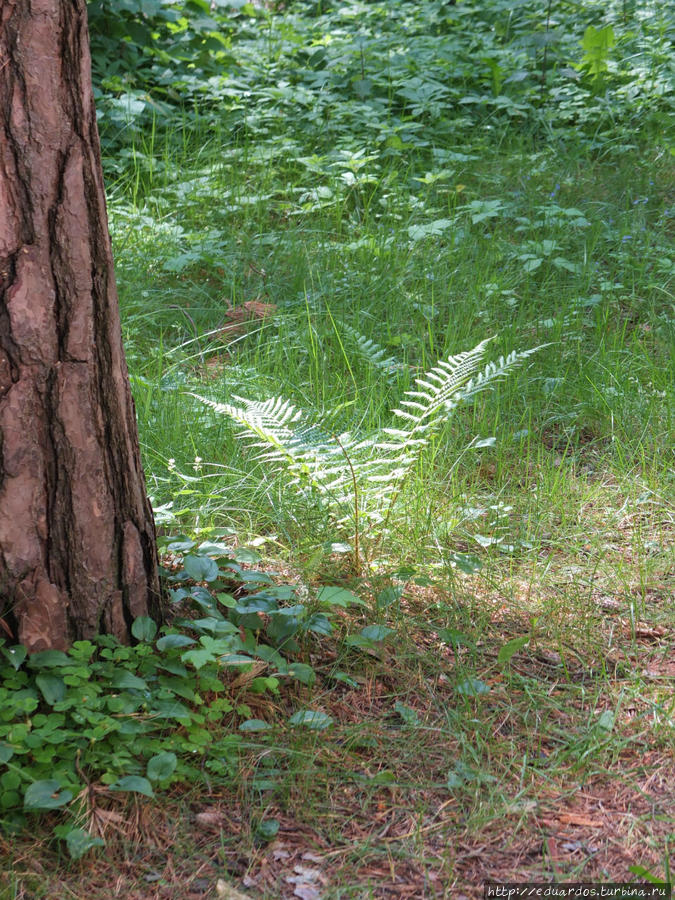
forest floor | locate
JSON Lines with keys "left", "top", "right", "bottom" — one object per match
{"left": 6, "top": 509, "right": 673, "bottom": 897}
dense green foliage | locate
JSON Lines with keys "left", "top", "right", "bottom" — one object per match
{"left": 89, "top": 0, "right": 672, "bottom": 151}
{"left": 0, "top": 540, "right": 367, "bottom": 852}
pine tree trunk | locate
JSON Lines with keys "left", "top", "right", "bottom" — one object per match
{"left": 0, "top": 0, "right": 161, "bottom": 651}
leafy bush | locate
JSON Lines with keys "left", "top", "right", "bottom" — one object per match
{"left": 89, "top": 0, "right": 674, "bottom": 156}
{"left": 0, "top": 537, "right": 350, "bottom": 857}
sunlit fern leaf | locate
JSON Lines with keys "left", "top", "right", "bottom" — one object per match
{"left": 189, "top": 393, "right": 360, "bottom": 501}
{"left": 390, "top": 342, "right": 539, "bottom": 443}
{"left": 446, "top": 348, "right": 541, "bottom": 409}
{"left": 392, "top": 339, "right": 492, "bottom": 431}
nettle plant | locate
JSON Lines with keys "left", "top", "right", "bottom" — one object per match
{"left": 0, "top": 539, "right": 358, "bottom": 857}
{"left": 193, "top": 338, "right": 540, "bottom": 572}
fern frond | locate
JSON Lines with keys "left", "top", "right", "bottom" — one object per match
{"left": 392, "top": 339, "right": 491, "bottom": 428}
{"left": 189, "top": 393, "right": 361, "bottom": 501}
{"left": 446, "top": 347, "right": 541, "bottom": 409}
{"left": 190, "top": 338, "right": 541, "bottom": 554}
{"left": 342, "top": 325, "right": 401, "bottom": 379}
{"left": 391, "top": 341, "right": 538, "bottom": 439}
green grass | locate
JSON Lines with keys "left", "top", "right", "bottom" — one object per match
{"left": 111, "top": 132, "right": 673, "bottom": 562}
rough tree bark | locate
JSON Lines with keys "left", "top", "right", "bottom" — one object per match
{"left": 0, "top": 0, "right": 161, "bottom": 651}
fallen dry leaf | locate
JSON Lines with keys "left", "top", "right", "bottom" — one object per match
{"left": 286, "top": 864, "right": 327, "bottom": 899}
{"left": 215, "top": 880, "right": 252, "bottom": 900}
{"left": 557, "top": 813, "right": 603, "bottom": 827}
{"left": 594, "top": 596, "right": 622, "bottom": 611}
{"left": 195, "top": 810, "right": 226, "bottom": 830}
{"left": 290, "top": 887, "right": 321, "bottom": 900}
{"left": 630, "top": 623, "right": 666, "bottom": 640}
{"left": 545, "top": 835, "right": 562, "bottom": 874}
{"left": 221, "top": 298, "right": 276, "bottom": 327}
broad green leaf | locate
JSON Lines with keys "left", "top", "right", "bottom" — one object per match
{"left": 628, "top": 865, "right": 666, "bottom": 886}
{"left": 0, "top": 790, "right": 20, "bottom": 810}
{"left": 408, "top": 218, "right": 453, "bottom": 241}
{"left": 595, "top": 710, "right": 615, "bottom": 732}
{"left": 305, "top": 613, "right": 332, "bottom": 636}
{"left": 166, "top": 538, "right": 196, "bottom": 552}
{"left": 438, "top": 628, "right": 474, "bottom": 648}
{"left": 355, "top": 769, "right": 396, "bottom": 784}
{"left": 446, "top": 760, "right": 482, "bottom": 788}
{"left": 109, "top": 776, "right": 154, "bottom": 798}
{"left": 2, "top": 771, "right": 20, "bottom": 790}
{"left": 0, "top": 743, "right": 14, "bottom": 764}
{"left": 2, "top": 645, "right": 27, "bottom": 670}
{"left": 191, "top": 617, "right": 238, "bottom": 636}
{"left": 24, "top": 780, "right": 72, "bottom": 810}
{"left": 522, "top": 257, "right": 542, "bottom": 273}
{"left": 394, "top": 702, "right": 420, "bottom": 726}
{"left": 28, "top": 650, "right": 69, "bottom": 668}
{"left": 368, "top": 770, "right": 396, "bottom": 785}
{"left": 232, "top": 547, "right": 262, "bottom": 564}
{"left": 149, "top": 699, "right": 193, "bottom": 721}
{"left": 35, "top": 674, "right": 67, "bottom": 706}
{"left": 254, "top": 818, "right": 279, "bottom": 842}
{"left": 360, "top": 625, "right": 394, "bottom": 642}
{"left": 238, "top": 571, "right": 272, "bottom": 585}
{"left": 156, "top": 634, "right": 197, "bottom": 651}
{"left": 131, "top": 617, "right": 157, "bottom": 642}
{"left": 553, "top": 256, "right": 582, "bottom": 273}
{"left": 147, "top": 752, "right": 177, "bottom": 783}
{"left": 111, "top": 670, "right": 149, "bottom": 691}
{"left": 344, "top": 634, "right": 377, "bottom": 650}
{"left": 285, "top": 663, "right": 315, "bottom": 685}
{"left": 497, "top": 636, "right": 529, "bottom": 664}
{"left": 474, "top": 534, "right": 502, "bottom": 548}
{"left": 579, "top": 25, "right": 615, "bottom": 77}
{"left": 57, "top": 826, "right": 105, "bottom": 859}
{"left": 181, "top": 648, "right": 215, "bottom": 670}
{"left": 218, "top": 654, "right": 256, "bottom": 666}
{"left": 376, "top": 586, "right": 404, "bottom": 609}
{"left": 456, "top": 677, "right": 490, "bottom": 697}
{"left": 249, "top": 676, "right": 278, "bottom": 694}
{"left": 446, "top": 770, "right": 465, "bottom": 789}
{"left": 183, "top": 554, "right": 220, "bottom": 582}
{"left": 289, "top": 710, "right": 333, "bottom": 730}
{"left": 330, "top": 671, "right": 359, "bottom": 688}
{"left": 447, "top": 553, "right": 482, "bottom": 574}
{"left": 195, "top": 540, "right": 232, "bottom": 557}
{"left": 317, "top": 586, "right": 362, "bottom": 608}
{"left": 239, "top": 719, "right": 272, "bottom": 732}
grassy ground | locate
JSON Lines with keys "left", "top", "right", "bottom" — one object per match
{"left": 5, "top": 140, "right": 671, "bottom": 897}
{"left": 4, "top": 542, "right": 673, "bottom": 896}
{"left": 2, "top": 0, "right": 674, "bottom": 896}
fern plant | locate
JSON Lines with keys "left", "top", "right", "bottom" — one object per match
{"left": 191, "top": 338, "right": 540, "bottom": 572}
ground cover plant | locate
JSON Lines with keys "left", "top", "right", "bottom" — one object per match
{"left": 1, "top": 0, "right": 673, "bottom": 896}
